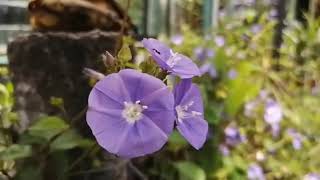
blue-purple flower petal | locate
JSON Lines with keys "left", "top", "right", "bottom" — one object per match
{"left": 173, "top": 79, "right": 208, "bottom": 149}
{"left": 86, "top": 69, "right": 175, "bottom": 158}
{"left": 142, "top": 38, "right": 200, "bottom": 79}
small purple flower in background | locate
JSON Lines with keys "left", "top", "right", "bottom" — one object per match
{"left": 244, "top": 100, "right": 257, "bottom": 117}
{"left": 287, "top": 128, "right": 303, "bottom": 150}
{"left": 270, "top": 123, "right": 280, "bottom": 137}
{"left": 303, "top": 173, "right": 320, "bottom": 180}
{"left": 224, "top": 124, "right": 246, "bottom": 146}
{"left": 193, "top": 47, "right": 215, "bottom": 61}
{"left": 200, "top": 63, "right": 217, "bottom": 79}
{"left": 170, "top": 34, "right": 184, "bottom": 45}
{"left": 269, "top": 8, "right": 278, "bottom": 20}
{"left": 251, "top": 24, "right": 262, "bottom": 34}
{"left": 86, "top": 69, "right": 175, "bottom": 158}
{"left": 215, "top": 36, "right": 225, "bottom": 47}
{"left": 194, "top": 47, "right": 206, "bottom": 61}
{"left": 247, "top": 164, "right": 265, "bottom": 180}
{"left": 173, "top": 79, "right": 208, "bottom": 149}
{"left": 228, "top": 69, "right": 238, "bottom": 80}
{"left": 206, "top": 49, "right": 215, "bottom": 58}
{"left": 264, "top": 99, "right": 283, "bottom": 137}
{"left": 259, "top": 90, "right": 268, "bottom": 100}
{"left": 219, "top": 144, "right": 230, "bottom": 156}
{"left": 264, "top": 99, "right": 283, "bottom": 125}
{"left": 142, "top": 38, "right": 201, "bottom": 79}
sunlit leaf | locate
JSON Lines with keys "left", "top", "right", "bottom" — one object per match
{"left": 28, "top": 116, "right": 69, "bottom": 140}
{"left": 117, "top": 44, "right": 132, "bottom": 63}
{"left": 175, "top": 161, "right": 206, "bottom": 180}
{"left": 168, "top": 130, "right": 188, "bottom": 152}
{"left": 0, "top": 144, "right": 32, "bottom": 160}
{"left": 50, "top": 130, "right": 94, "bottom": 151}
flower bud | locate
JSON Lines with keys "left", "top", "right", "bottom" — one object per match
{"left": 101, "top": 51, "right": 115, "bottom": 67}
{"left": 83, "top": 68, "right": 105, "bottom": 80}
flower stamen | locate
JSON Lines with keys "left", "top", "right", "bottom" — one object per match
{"left": 122, "top": 100, "right": 146, "bottom": 123}
{"left": 175, "top": 101, "right": 202, "bottom": 122}
{"left": 167, "top": 50, "right": 180, "bottom": 68}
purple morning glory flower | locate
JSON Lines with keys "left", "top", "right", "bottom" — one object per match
{"left": 173, "top": 79, "right": 208, "bottom": 149}
{"left": 219, "top": 144, "right": 230, "bottom": 156}
{"left": 264, "top": 99, "right": 283, "bottom": 125}
{"left": 170, "top": 34, "right": 184, "bottom": 45}
{"left": 269, "top": 9, "right": 278, "bottom": 20}
{"left": 247, "top": 164, "right": 265, "bottom": 180}
{"left": 214, "top": 36, "right": 225, "bottom": 47}
{"left": 244, "top": 100, "right": 257, "bottom": 117}
{"left": 259, "top": 90, "right": 268, "bottom": 100}
{"left": 264, "top": 99, "right": 283, "bottom": 137}
{"left": 200, "top": 63, "right": 217, "bottom": 78}
{"left": 142, "top": 38, "right": 201, "bottom": 79}
{"left": 303, "top": 173, "right": 320, "bottom": 180}
{"left": 224, "top": 125, "right": 246, "bottom": 146}
{"left": 270, "top": 123, "right": 280, "bottom": 138}
{"left": 251, "top": 24, "right": 262, "bottom": 34}
{"left": 228, "top": 69, "right": 238, "bottom": 79}
{"left": 86, "top": 69, "right": 175, "bottom": 158}
{"left": 194, "top": 47, "right": 206, "bottom": 61}
{"left": 193, "top": 47, "right": 215, "bottom": 61}
{"left": 287, "top": 128, "right": 303, "bottom": 150}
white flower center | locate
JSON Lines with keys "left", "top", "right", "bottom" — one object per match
{"left": 167, "top": 50, "right": 181, "bottom": 68}
{"left": 175, "top": 101, "right": 202, "bottom": 122}
{"left": 122, "top": 100, "right": 148, "bottom": 123}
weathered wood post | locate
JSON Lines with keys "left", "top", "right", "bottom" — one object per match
{"left": 8, "top": 30, "right": 120, "bottom": 133}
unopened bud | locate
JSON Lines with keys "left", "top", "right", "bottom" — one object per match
{"left": 102, "top": 51, "right": 116, "bottom": 67}
{"left": 83, "top": 68, "right": 105, "bottom": 80}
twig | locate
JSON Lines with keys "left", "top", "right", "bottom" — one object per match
{"left": 66, "top": 143, "right": 98, "bottom": 172}
{"left": 66, "top": 158, "right": 129, "bottom": 177}
{"left": 67, "top": 167, "right": 114, "bottom": 176}
{"left": 128, "top": 162, "right": 148, "bottom": 180}
{"left": 70, "top": 106, "right": 88, "bottom": 126}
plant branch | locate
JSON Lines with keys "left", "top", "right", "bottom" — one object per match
{"left": 128, "top": 162, "right": 148, "bottom": 180}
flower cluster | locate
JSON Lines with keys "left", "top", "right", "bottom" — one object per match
{"left": 86, "top": 38, "right": 208, "bottom": 158}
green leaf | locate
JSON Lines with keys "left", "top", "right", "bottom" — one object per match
{"left": 0, "top": 144, "right": 32, "bottom": 160}
{"left": 205, "top": 105, "right": 222, "bottom": 125}
{"left": 214, "top": 49, "right": 228, "bottom": 72}
{"left": 0, "top": 83, "right": 9, "bottom": 106}
{"left": 28, "top": 116, "right": 69, "bottom": 140}
{"left": 16, "top": 165, "right": 42, "bottom": 180}
{"left": 117, "top": 44, "right": 132, "bottom": 62}
{"left": 50, "top": 130, "right": 94, "bottom": 151}
{"left": 225, "top": 62, "right": 261, "bottom": 115}
{"left": 168, "top": 130, "right": 188, "bottom": 152}
{"left": 175, "top": 161, "right": 206, "bottom": 180}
